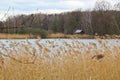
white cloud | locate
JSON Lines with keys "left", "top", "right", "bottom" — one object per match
{"left": 0, "top": 9, "right": 70, "bottom": 21}
{"left": 0, "top": 0, "right": 119, "bottom": 21}
{"left": 0, "top": 14, "right": 5, "bottom": 21}
{"left": 37, "top": 9, "right": 70, "bottom": 14}
{"left": 61, "top": 0, "right": 85, "bottom": 9}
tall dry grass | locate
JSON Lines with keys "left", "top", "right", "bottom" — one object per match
{"left": 0, "top": 34, "right": 35, "bottom": 39}
{"left": 0, "top": 33, "right": 120, "bottom": 39}
{"left": 48, "top": 33, "right": 92, "bottom": 39}
{"left": 0, "top": 39, "right": 120, "bottom": 80}
{"left": 48, "top": 33, "right": 120, "bottom": 39}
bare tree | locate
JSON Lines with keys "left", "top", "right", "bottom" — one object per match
{"left": 112, "top": 2, "right": 120, "bottom": 34}
{"left": 95, "top": 0, "right": 112, "bottom": 11}
{"left": 81, "top": 10, "right": 93, "bottom": 34}
{"left": 114, "top": 2, "right": 120, "bottom": 11}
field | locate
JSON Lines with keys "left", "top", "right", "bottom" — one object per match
{"left": 0, "top": 33, "right": 120, "bottom": 39}
{"left": 0, "top": 34, "right": 35, "bottom": 39}
{"left": 0, "top": 39, "right": 120, "bottom": 80}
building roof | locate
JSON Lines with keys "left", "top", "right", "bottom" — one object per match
{"left": 74, "top": 29, "right": 83, "bottom": 34}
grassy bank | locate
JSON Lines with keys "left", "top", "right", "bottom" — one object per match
{"left": 48, "top": 33, "right": 92, "bottom": 39}
{"left": 0, "top": 34, "right": 35, "bottom": 39}
{"left": 0, "top": 39, "right": 120, "bottom": 80}
{"left": 0, "top": 33, "right": 120, "bottom": 39}
{"left": 48, "top": 33, "right": 120, "bottom": 39}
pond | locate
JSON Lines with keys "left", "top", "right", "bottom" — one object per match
{"left": 0, "top": 39, "right": 120, "bottom": 63}
{"left": 0, "top": 39, "right": 119, "bottom": 52}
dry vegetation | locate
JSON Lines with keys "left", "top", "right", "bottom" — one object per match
{"left": 0, "top": 34, "right": 35, "bottom": 39}
{"left": 0, "top": 33, "right": 120, "bottom": 39}
{"left": 0, "top": 39, "right": 120, "bottom": 80}
{"left": 48, "top": 33, "right": 92, "bottom": 39}
{"left": 47, "top": 33, "right": 120, "bottom": 39}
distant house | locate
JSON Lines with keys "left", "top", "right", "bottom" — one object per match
{"left": 74, "top": 29, "right": 85, "bottom": 34}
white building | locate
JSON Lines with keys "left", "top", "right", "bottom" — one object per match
{"left": 74, "top": 29, "right": 85, "bottom": 34}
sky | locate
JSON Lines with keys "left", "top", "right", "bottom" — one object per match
{"left": 0, "top": 0, "right": 119, "bottom": 21}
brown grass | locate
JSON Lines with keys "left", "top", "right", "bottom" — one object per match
{"left": 0, "top": 33, "right": 119, "bottom": 39}
{"left": 48, "top": 33, "right": 120, "bottom": 39}
{"left": 0, "top": 34, "right": 35, "bottom": 39}
{"left": 48, "top": 33, "right": 91, "bottom": 39}
{"left": 0, "top": 39, "right": 120, "bottom": 80}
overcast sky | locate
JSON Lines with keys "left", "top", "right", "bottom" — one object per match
{"left": 0, "top": 0, "right": 119, "bottom": 21}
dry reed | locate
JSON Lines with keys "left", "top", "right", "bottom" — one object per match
{"left": 0, "top": 34, "right": 35, "bottom": 39}
{"left": 0, "top": 39, "right": 120, "bottom": 80}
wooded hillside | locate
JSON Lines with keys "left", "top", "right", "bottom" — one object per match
{"left": 0, "top": 0, "right": 120, "bottom": 37}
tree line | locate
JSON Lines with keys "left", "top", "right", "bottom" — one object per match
{"left": 0, "top": 0, "right": 120, "bottom": 37}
